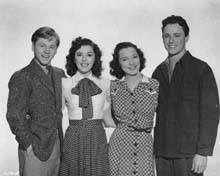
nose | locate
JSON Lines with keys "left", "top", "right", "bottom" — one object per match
{"left": 129, "top": 58, "right": 134, "bottom": 65}
{"left": 169, "top": 36, "right": 174, "bottom": 43}
{"left": 44, "top": 47, "right": 50, "bottom": 54}
{"left": 82, "top": 55, "right": 87, "bottom": 61}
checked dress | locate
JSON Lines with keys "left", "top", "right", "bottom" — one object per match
{"left": 109, "top": 75, "right": 159, "bottom": 176}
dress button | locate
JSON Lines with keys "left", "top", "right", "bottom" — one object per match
{"left": 133, "top": 170, "right": 137, "bottom": 174}
{"left": 131, "top": 92, "right": 133, "bottom": 96}
{"left": 134, "top": 152, "right": 137, "bottom": 156}
{"left": 132, "top": 110, "right": 135, "bottom": 114}
{"left": 131, "top": 101, "right": 135, "bottom": 104}
{"left": 134, "top": 142, "right": 138, "bottom": 147}
{"left": 133, "top": 161, "right": 137, "bottom": 165}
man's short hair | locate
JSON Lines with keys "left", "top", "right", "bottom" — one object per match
{"left": 31, "top": 27, "right": 60, "bottom": 47}
{"left": 162, "top": 15, "right": 190, "bottom": 37}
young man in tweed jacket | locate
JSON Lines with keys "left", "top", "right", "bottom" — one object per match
{"left": 6, "top": 27, "right": 65, "bottom": 176}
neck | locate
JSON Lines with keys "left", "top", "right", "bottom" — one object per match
{"left": 168, "top": 49, "right": 186, "bottom": 63}
{"left": 78, "top": 71, "right": 92, "bottom": 78}
{"left": 125, "top": 72, "right": 142, "bottom": 91}
{"left": 34, "top": 58, "right": 49, "bottom": 74}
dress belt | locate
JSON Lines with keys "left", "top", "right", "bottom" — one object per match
{"left": 117, "top": 122, "right": 152, "bottom": 133}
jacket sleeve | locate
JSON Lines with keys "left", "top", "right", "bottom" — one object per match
{"left": 6, "top": 72, "right": 33, "bottom": 150}
{"left": 197, "top": 65, "right": 220, "bottom": 156}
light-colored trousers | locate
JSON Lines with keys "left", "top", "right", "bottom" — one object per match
{"left": 18, "top": 135, "right": 60, "bottom": 176}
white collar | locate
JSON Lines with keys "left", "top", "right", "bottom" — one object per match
{"left": 72, "top": 71, "right": 94, "bottom": 82}
{"left": 119, "top": 74, "right": 150, "bottom": 83}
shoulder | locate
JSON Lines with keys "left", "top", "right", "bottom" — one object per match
{"left": 52, "top": 66, "right": 66, "bottom": 77}
{"left": 189, "top": 55, "right": 208, "bottom": 66}
{"left": 183, "top": 52, "right": 208, "bottom": 68}
{"left": 142, "top": 75, "right": 159, "bottom": 90}
{"left": 153, "top": 61, "right": 166, "bottom": 71}
{"left": 99, "top": 76, "right": 110, "bottom": 85}
{"left": 110, "top": 79, "right": 121, "bottom": 89}
{"left": 148, "top": 77, "right": 159, "bottom": 87}
{"left": 9, "top": 65, "right": 30, "bottom": 84}
{"left": 62, "top": 77, "right": 72, "bottom": 89}
{"left": 95, "top": 76, "right": 110, "bottom": 90}
{"left": 186, "top": 54, "right": 212, "bottom": 75}
{"left": 149, "top": 78, "right": 160, "bottom": 92}
{"left": 152, "top": 61, "right": 166, "bottom": 78}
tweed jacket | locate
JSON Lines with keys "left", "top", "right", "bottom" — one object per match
{"left": 6, "top": 59, "right": 65, "bottom": 161}
{"left": 152, "top": 51, "right": 219, "bottom": 158}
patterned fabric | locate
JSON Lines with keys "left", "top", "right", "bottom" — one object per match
{"left": 60, "top": 119, "right": 110, "bottom": 176}
{"left": 109, "top": 75, "right": 159, "bottom": 176}
{"left": 6, "top": 59, "right": 65, "bottom": 161}
{"left": 71, "top": 78, "right": 102, "bottom": 120}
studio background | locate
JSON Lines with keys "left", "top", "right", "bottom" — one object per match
{"left": 0, "top": 0, "right": 219, "bottom": 175}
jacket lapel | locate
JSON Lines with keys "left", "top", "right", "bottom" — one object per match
{"left": 28, "top": 59, "right": 55, "bottom": 94}
{"left": 52, "top": 68, "right": 62, "bottom": 110}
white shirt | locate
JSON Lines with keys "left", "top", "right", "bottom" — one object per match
{"left": 62, "top": 71, "right": 110, "bottom": 120}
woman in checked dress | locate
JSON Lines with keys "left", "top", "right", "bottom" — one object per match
{"left": 109, "top": 42, "right": 159, "bottom": 176}
{"left": 60, "top": 37, "right": 115, "bottom": 176}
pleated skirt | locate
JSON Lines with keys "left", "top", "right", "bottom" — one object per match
{"left": 59, "top": 119, "right": 110, "bottom": 176}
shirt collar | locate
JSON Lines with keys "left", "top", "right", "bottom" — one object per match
{"left": 119, "top": 74, "right": 150, "bottom": 83}
{"left": 73, "top": 71, "right": 94, "bottom": 82}
{"left": 164, "top": 50, "right": 189, "bottom": 67}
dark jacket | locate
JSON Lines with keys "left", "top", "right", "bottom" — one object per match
{"left": 6, "top": 59, "right": 65, "bottom": 161}
{"left": 152, "top": 51, "right": 219, "bottom": 158}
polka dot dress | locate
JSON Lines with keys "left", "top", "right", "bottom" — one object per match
{"left": 109, "top": 76, "right": 159, "bottom": 176}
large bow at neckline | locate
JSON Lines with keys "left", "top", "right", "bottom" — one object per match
{"left": 71, "top": 78, "right": 102, "bottom": 119}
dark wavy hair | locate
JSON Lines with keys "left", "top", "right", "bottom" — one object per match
{"left": 65, "top": 37, "right": 103, "bottom": 77}
{"left": 162, "top": 15, "right": 190, "bottom": 37}
{"left": 109, "top": 42, "right": 146, "bottom": 79}
{"left": 31, "top": 26, "right": 60, "bottom": 47}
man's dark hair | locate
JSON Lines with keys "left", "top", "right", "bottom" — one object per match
{"left": 162, "top": 15, "right": 190, "bottom": 37}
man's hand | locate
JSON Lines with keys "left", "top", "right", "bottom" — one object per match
{"left": 192, "top": 154, "right": 207, "bottom": 174}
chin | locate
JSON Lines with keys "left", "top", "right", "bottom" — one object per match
{"left": 168, "top": 51, "right": 179, "bottom": 56}
{"left": 128, "top": 72, "right": 139, "bottom": 76}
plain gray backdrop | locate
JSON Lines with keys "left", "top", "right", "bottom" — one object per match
{"left": 0, "top": 0, "right": 219, "bottom": 175}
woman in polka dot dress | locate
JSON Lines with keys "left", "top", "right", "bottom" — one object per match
{"left": 109, "top": 42, "right": 159, "bottom": 176}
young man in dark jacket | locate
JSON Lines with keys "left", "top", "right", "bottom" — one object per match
{"left": 152, "top": 15, "right": 219, "bottom": 176}
{"left": 6, "top": 27, "right": 65, "bottom": 176}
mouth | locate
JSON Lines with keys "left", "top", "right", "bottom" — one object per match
{"left": 128, "top": 66, "right": 137, "bottom": 70}
{"left": 80, "top": 63, "right": 90, "bottom": 67}
{"left": 168, "top": 45, "right": 177, "bottom": 49}
{"left": 42, "top": 55, "right": 50, "bottom": 59}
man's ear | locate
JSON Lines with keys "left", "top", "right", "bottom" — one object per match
{"left": 185, "top": 35, "right": 189, "bottom": 43}
{"left": 31, "top": 43, "right": 34, "bottom": 52}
